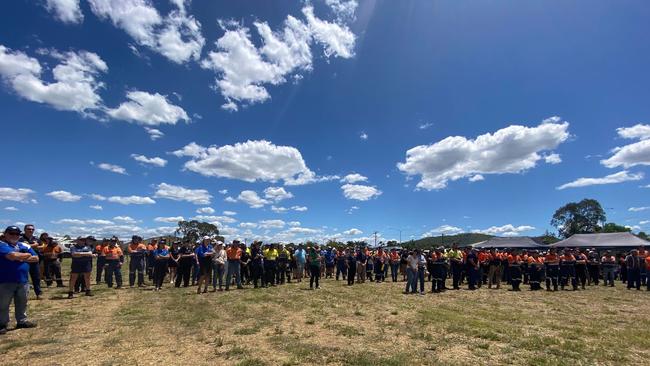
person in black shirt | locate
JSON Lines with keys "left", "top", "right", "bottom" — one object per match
{"left": 346, "top": 248, "right": 356, "bottom": 285}
{"left": 175, "top": 242, "right": 195, "bottom": 288}
{"left": 239, "top": 244, "right": 251, "bottom": 286}
{"left": 250, "top": 242, "right": 264, "bottom": 288}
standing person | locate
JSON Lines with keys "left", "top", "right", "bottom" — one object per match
{"left": 487, "top": 249, "right": 502, "bottom": 289}
{"left": 240, "top": 243, "right": 251, "bottom": 285}
{"left": 42, "top": 238, "right": 64, "bottom": 287}
{"left": 94, "top": 238, "right": 108, "bottom": 285}
{"left": 430, "top": 248, "right": 447, "bottom": 293}
{"left": 637, "top": 246, "right": 647, "bottom": 286}
{"left": 250, "top": 242, "right": 265, "bottom": 288}
{"left": 527, "top": 251, "right": 544, "bottom": 291}
{"left": 544, "top": 248, "right": 560, "bottom": 292}
{"left": 404, "top": 250, "right": 418, "bottom": 294}
{"left": 618, "top": 253, "right": 627, "bottom": 283}
{"left": 625, "top": 250, "right": 641, "bottom": 290}
{"left": 308, "top": 245, "right": 321, "bottom": 289}
{"left": 466, "top": 248, "right": 479, "bottom": 291}
{"left": 447, "top": 244, "right": 463, "bottom": 290}
{"left": 191, "top": 242, "right": 200, "bottom": 286}
{"left": 399, "top": 250, "right": 409, "bottom": 282}
{"left": 356, "top": 247, "right": 367, "bottom": 283}
{"left": 127, "top": 235, "right": 147, "bottom": 288}
{"left": 103, "top": 237, "right": 124, "bottom": 289}
{"left": 346, "top": 248, "right": 356, "bottom": 286}
{"left": 646, "top": 251, "right": 650, "bottom": 291}
{"left": 587, "top": 248, "right": 601, "bottom": 286}
{"left": 507, "top": 250, "right": 523, "bottom": 291}
{"left": 336, "top": 247, "right": 347, "bottom": 281}
{"left": 146, "top": 239, "right": 157, "bottom": 282}
{"left": 277, "top": 244, "right": 290, "bottom": 284}
{"left": 294, "top": 244, "right": 306, "bottom": 283}
{"left": 225, "top": 242, "right": 243, "bottom": 291}
{"left": 68, "top": 236, "right": 94, "bottom": 298}
{"left": 560, "top": 249, "right": 577, "bottom": 291}
{"left": 263, "top": 244, "right": 278, "bottom": 287}
{"left": 324, "top": 247, "right": 336, "bottom": 279}
{"left": 365, "top": 250, "right": 374, "bottom": 281}
{"left": 415, "top": 249, "right": 427, "bottom": 295}
{"left": 575, "top": 249, "right": 588, "bottom": 290}
{"left": 175, "top": 241, "right": 195, "bottom": 288}
{"left": 152, "top": 241, "right": 170, "bottom": 291}
{"left": 479, "top": 249, "right": 490, "bottom": 286}
{"left": 195, "top": 237, "right": 214, "bottom": 294}
{"left": 0, "top": 226, "right": 39, "bottom": 334}
{"left": 18, "top": 224, "right": 42, "bottom": 300}
{"left": 389, "top": 248, "right": 400, "bottom": 282}
{"left": 601, "top": 251, "right": 617, "bottom": 287}
{"left": 212, "top": 242, "right": 227, "bottom": 291}
{"left": 375, "top": 248, "right": 387, "bottom": 283}
{"left": 168, "top": 241, "right": 180, "bottom": 284}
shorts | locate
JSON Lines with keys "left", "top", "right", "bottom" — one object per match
{"left": 199, "top": 258, "right": 212, "bottom": 276}
{"left": 71, "top": 261, "right": 92, "bottom": 274}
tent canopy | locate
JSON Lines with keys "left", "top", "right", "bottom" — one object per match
{"left": 471, "top": 236, "right": 544, "bottom": 249}
{"left": 549, "top": 232, "right": 649, "bottom": 248}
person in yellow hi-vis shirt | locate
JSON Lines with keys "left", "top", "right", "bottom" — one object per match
{"left": 446, "top": 243, "right": 463, "bottom": 290}
{"left": 263, "top": 244, "right": 278, "bottom": 287}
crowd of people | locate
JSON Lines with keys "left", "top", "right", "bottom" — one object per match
{"left": 1, "top": 224, "right": 650, "bottom": 334}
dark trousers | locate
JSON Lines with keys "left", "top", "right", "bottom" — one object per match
{"left": 28, "top": 261, "right": 42, "bottom": 296}
{"left": 176, "top": 261, "right": 192, "bottom": 287}
{"left": 146, "top": 256, "right": 154, "bottom": 280}
{"left": 576, "top": 264, "right": 587, "bottom": 288}
{"left": 264, "top": 261, "right": 277, "bottom": 286}
{"left": 129, "top": 257, "right": 146, "bottom": 287}
{"left": 416, "top": 267, "right": 425, "bottom": 293}
{"left": 627, "top": 268, "right": 641, "bottom": 290}
{"left": 44, "top": 259, "right": 64, "bottom": 287}
{"left": 347, "top": 266, "right": 355, "bottom": 285}
{"left": 153, "top": 260, "right": 168, "bottom": 288}
{"left": 277, "top": 261, "right": 288, "bottom": 284}
{"left": 468, "top": 266, "right": 479, "bottom": 290}
{"left": 510, "top": 266, "right": 522, "bottom": 291}
{"left": 105, "top": 260, "right": 122, "bottom": 287}
{"left": 336, "top": 263, "right": 347, "bottom": 280}
{"left": 96, "top": 256, "right": 106, "bottom": 283}
{"left": 390, "top": 263, "right": 399, "bottom": 282}
{"left": 587, "top": 264, "right": 600, "bottom": 285}
{"left": 309, "top": 264, "right": 320, "bottom": 288}
{"left": 251, "top": 263, "right": 264, "bottom": 288}
{"left": 451, "top": 262, "right": 462, "bottom": 289}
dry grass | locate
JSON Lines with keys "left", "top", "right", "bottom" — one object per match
{"left": 1, "top": 260, "right": 649, "bottom": 365}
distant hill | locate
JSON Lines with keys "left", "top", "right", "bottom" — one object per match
{"left": 401, "top": 233, "right": 493, "bottom": 249}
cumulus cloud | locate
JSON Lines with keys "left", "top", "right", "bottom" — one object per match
{"left": 113, "top": 216, "right": 138, "bottom": 223}
{"left": 0, "top": 187, "right": 37, "bottom": 203}
{"left": 45, "top": 0, "right": 84, "bottom": 24}
{"left": 89, "top": 205, "right": 103, "bottom": 210}
{"left": 341, "top": 184, "right": 382, "bottom": 201}
{"left": 144, "top": 127, "right": 164, "bottom": 140}
{"left": 192, "top": 215, "right": 236, "bottom": 224}
{"left": 258, "top": 219, "right": 286, "bottom": 229}
{"left": 0, "top": 45, "right": 107, "bottom": 114}
{"left": 601, "top": 124, "right": 650, "bottom": 169}
{"left": 95, "top": 162, "right": 127, "bottom": 175}
{"left": 271, "top": 205, "right": 307, "bottom": 213}
{"left": 196, "top": 207, "right": 215, "bottom": 214}
{"left": 421, "top": 225, "right": 463, "bottom": 237}
{"left": 53, "top": 218, "right": 114, "bottom": 226}
{"left": 264, "top": 186, "right": 293, "bottom": 202}
{"left": 343, "top": 228, "right": 362, "bottom": 235}
{"left": 223, "top": 210, "right": 236, "bottom": 216}
{"left": 107, "top": 91, "right": 189, "bottom": 126}
{"left": 419, "top": 122, "right": 433, "bottom": 130}
{"left": 236, "top": 190, "right": 270, "bottom": 208}
{"left": 173, "top": 140, "right": 328, "bottom": 185}
{"left": 629, "top": 206, "right": 650, "bottom": 212}
{"left": 87, "top": 0, "right": 204, "bottom": 64}
{"left": 359, "top": 132, "right": 368, "bottom": 140}
{"left": 154, "top": 182, "right": 211, "bottom": 205}
{"left": 46, "top": 190, "right": 82, "bottom": 202}
{"left": 397, "top": 117, "right": 570, "bottom": 190}
{"left": 201, "top": 4, "right": 355, "bottom": 111}
{"left": 239, "top": 222, "right": 257, "bottom": 229}
{"left": 468, "top": 174, "right": 484, "bottom": 182}
{"left": 4, "top": 206, "right": 18, "bottom": 211}
{"left": 557, "top": 171, "right": 643, "bottom": 190}
{"left": 131, "top": 153, "right": 167, "bottom": 167}
{"left": 105, "top": 195, "right": 156, "bottom": 205}
{"left": 340, "top": 173, "right": 367, "bottom": 184}
{"left": 154, "top": 216, "right": 184, "bottom": 223}
{"left": 473, "top": 224, "right": 535, "bottom": 237}
{"left": 544, "top": 153, "right": 562, "bottom": 164}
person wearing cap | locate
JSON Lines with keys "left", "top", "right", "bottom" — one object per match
{"left": 466, "top": 248, "right": 480, "bottom": 291}
{"left": 601, "top": 250, "right": 617, "bottom": 287}
{"left": 103, "top": 237, "right": 124, "bottom": 289}
{"left": 42, "top": 237, "right": 64, "bottom": 287}
{"left": 195, "top": 237, "right": 215, "bottom": 294}
{"left": 225, "top": 242, "right": 243, "bottom": 290}
{"left": 18, "top": 224, "right": 43, "bottom": 300}
{"left": 95, "top": 238, "right": 108, "bottom": 285}
{"left": 212, "top": 242, "right": 227, "bottom": 291}
{"left": 293, "top": 244, "right": 306, "bottom": 282}
{"left": 587, "top": 248, "right": 601, "bottom": 286}
{"left": 446, "top": 243, "right": 463, "bottom": 290}
{"left": 507, "top": 250, "right": 523, "bottom": 291}
{"left": 175, "top": 241, "right": 195, "bottom": 288}
{"left": 527, "top": 251, "right": 544, "bottom": 291}
{"left": 544, "top": 248, "right": 560, "bottom": 292}
{"left": 146, "top": 239, "right": 157, "bottom": 282}
{"left": 277, "top": 244, "right": 291, "bottom": 284}
{"left": 263, "top": 244, "right": 278, "bottom": 287}
{"left": 68, "top": 236, "right": 95, "bottom": 298}
{"left": 308, "top": 245, "right": 321, "bottom": 290}
{"left": 152, "top": 240, "right": 170, "bottom": 291}
{"left": 575, "top": 249, "right": 588, "bottom": 290}
{"left": 168, "top": 241, "right": 180, "bottom": 284}
{"left": 0, "top": 226, "right": 39, "bottom": 334}
{"left": 430, "top": 247, "right": 447, "bottom": 293}
{"left": 128, "top": 235, "right": 147, "bottom": 287}
{"left": 560, "top": 249, "right": 577, "bottom": 291}
{"left": 388, "top": 248, "right": 400, "bottom": 283}
{"left": 239, "top": 242, "right": 252, "bottom": 285}
{"left": 250, "top": 241, "right": 265, "bottom": 288}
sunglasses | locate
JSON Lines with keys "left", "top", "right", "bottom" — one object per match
{"left": 6, "top": 232, "right": 21, "bottom": 236}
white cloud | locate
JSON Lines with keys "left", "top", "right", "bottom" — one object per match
{"left": 0, "top": 45, "right": 107, "bottom": 113}
{"left": 46, "top": 190, "right": 82, "bottom": 202}
{"left": 0, "top": 187, "right": 37, "bottom": 203}
{"left": 473, "top": 224, "right": 535, "bottom": 237}
{"left": 397, "top": 117, "right": 570, "bottom": 190}
{"left": 239, "top": 222, "right": 257, "bottom": 229}
{"left": 291, "top": 205, "right": 308, "bottom": 212}
{"left": 343, "top": 228, "right": 362, "bottom": 235}
{"left": 557, "top": 171, "right": 644, "bottom": 190}
{"left": 340, "top": 173, "right": 367, "bottom": 184}
{"left": 45, "top": 0, "right": 84, "bottom": 24}
{"left": 258, "top": 219, "right": 285, "bottom": 229}
{"left": 88, "top": 0, "right": 204, "bottom": 64}
{"left": 271, "top": 205, "right": 288, "bottom": 213}
{"left": 218, "top": 189, "right": 228, "bottom": 195}
{"left": 468, "top": 174, "right": 484, "bottom": 182}
{"left": 236, "top": 190, "right": 270, "bottom": 208}
{"left": 419, "top": 122, "right": 433, "bottom": 130}
{"left": 53, "top": 218, "right": 114, "bottom": 226}
{"left": 264, "top": 186, "right": 293, "bottom": 202}
{"left": 346, "top": 206, "right": 359, "bottom": 214}
{"left": 96, "top": 162, "right": 127, "bottom": 175}
{"left": 201, "top": 5, "right": 354, "bottom": 111}
{"left": 130, "top": 153, "right": 167, "bottom": 167}
{"left": 288, "top": 221, "right": 301, "bottom": 227}
{"left": 359, "top": 132, "right": 368, "bottom": 140}
{"left": 154, "top": 183, "right": 212, "bottom": 205}
{"left": 640, "top": 220, "right": 650, "bottom": 225}
{"left": 325, "top": 0, "right": 358, "bottom": 21}
{"left": 196, "top": 207, "right": 215, "bottom": 214}
{"left": 223, "top": 210, "right": 236, "bottom": 216}
{"left": 544, "top": 153, "right": 562, "bottom": 164}
{"left": 154, "top": 216, "right": 184, "bottom": 223}
{"left": 224, "top": 196, "right": 237, "bottom": 203}
{"left": 629, "top": 207, "right": 650, "bottom": 212}
{"left": 616, "top": 124, "right": 650, "bottom": 141}
{"left": 422, "top": 225, "right": 463, "bottom": 237}
{"left": 4, "top": 206, "right": 18, "bottom": 211}
{"left": 144, "top": 127, "right": 164, "bottom": 140}
{"left": 601, "top": 138, "right": 650, "bottom": 169}
{"left": 341, "top": 184, "right": 382, "bottom": 201}
{"left": 113, "top": 216, "right": 138, "bottom": 223}
{"left": 90, "top": 205, "right": 105, "bottom": 211}
{"left": 626, "top": 225, "right": 641, "bottom": 231}
{"left": 107, "top": 91, "right": 189, "bottom": 126}
{"left": 107, "top": 195, "right": 156, "bottom": 205}
{"left": 175, "top": 140, "right": 326, "bottom": 185}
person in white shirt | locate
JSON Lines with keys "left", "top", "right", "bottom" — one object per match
{"left": 212, "top": 242, "right": 227, "bottom": 291}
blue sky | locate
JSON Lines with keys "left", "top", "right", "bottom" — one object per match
{"left": 1, "top": 0, "right": 650, "bottom": 243}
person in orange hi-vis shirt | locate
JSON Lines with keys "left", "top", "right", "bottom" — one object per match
{"left": 508, "top": 250, "right": 523, "bottom": 291}
{"left": 544, "top": 248, "right": 560, "bottom": 292}
{"left": 128, "top": 235, "right": 147, "bottom": 287}
{"left": 559, "top": 249, "right": 578, "bottom": 291}
{"left": 103, "top": 237, "right": 124, "bottom": 289}
{"left": 527, "top": 251, "right": 544, "bottom": 291}
{"left": 95, "top": 238, "right": 108, "bottom": 285}
{"left": 42, "top": 238, "right": 64, "bottom": 287}
{"left": 487, "top": 249, "right": 502, "bottom": 289}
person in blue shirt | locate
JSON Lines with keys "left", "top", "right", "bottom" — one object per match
{"left": 0, "top": 226, "right": 39, "bottom": 335}
{"left": 18, "top": 224, "right": 42, "bottom": 300}
{"left": 68, "top": 237, "right": 95, "bottom": 298}
{"left": 293, "top": 244, "right": 306, "bottom": 282}
{"left": 324, "top": 248, "right": 335, "bottom": 279}
{"left": 152, "top": 241, "right": 170, "bottom": 291}
{"left": 195, "top": 237, "right": 214, "bottom": 294}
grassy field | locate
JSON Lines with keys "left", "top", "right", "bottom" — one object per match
{"left": 1, "top": 259, "right": 649, "bottom": 366}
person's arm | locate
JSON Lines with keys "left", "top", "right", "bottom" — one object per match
{"left": 5, "top": 252, "right": 32, "bottom": 261}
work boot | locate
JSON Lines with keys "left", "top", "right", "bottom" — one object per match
{"left": 67, "top": 292, "right": 74, "bottom": 299}
{"left": 16, "top": 321, "right": 37, "bottom": 329}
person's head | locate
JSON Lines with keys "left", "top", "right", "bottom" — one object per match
{"left": 76, "top": 236, "right": 85, "bottom": 247}
{"left": 605, "top": 250, "right": 611, "bottom": 256}
{"left": 216, "top": 241, "right": 223, "bottom": 250}
{"left": 3, "top": 226, "right": 22, "bottom": 244}
{"left": 50, "top": 238, "right": 59, "bottom": 247}
{"left": 157, "top": 240, "right": 165, "bottom": 248}
{"left": 298, "top": 243, "right": 304, "bottom": 249}
{"left": 39, "top": 232, "right": 50, "bottom": 243}
{"left": 23, "top": 224, "right": 35, "bottom": 237}
{"left": 631, "top": 249, "right": 638, "bottom": 256}
{"left": 182, "top": 240, "right": 190, "bottom": 248}
{"left": 131, "top": 235, "right": 140, "bottom": 244}
{"left": 109, "top": 236, "right": 118, "bottom": 247}
{"left": 452, "top": 242, "right": 458, "bottom": 249}
{"left": 202, "top": 236, "right": 211, "bottom": 246}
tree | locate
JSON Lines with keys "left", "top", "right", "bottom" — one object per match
{"left": 551, "top": 199, "right": 606, "bottom": 238}
{"left": 637, "top": 232, "right": 648, "bottom": 241}
{"left": 600, "top": 222, "right": 631, "bottom": 233}
{"left": 175, "top": 220, "right": 219, "bottom": 243}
